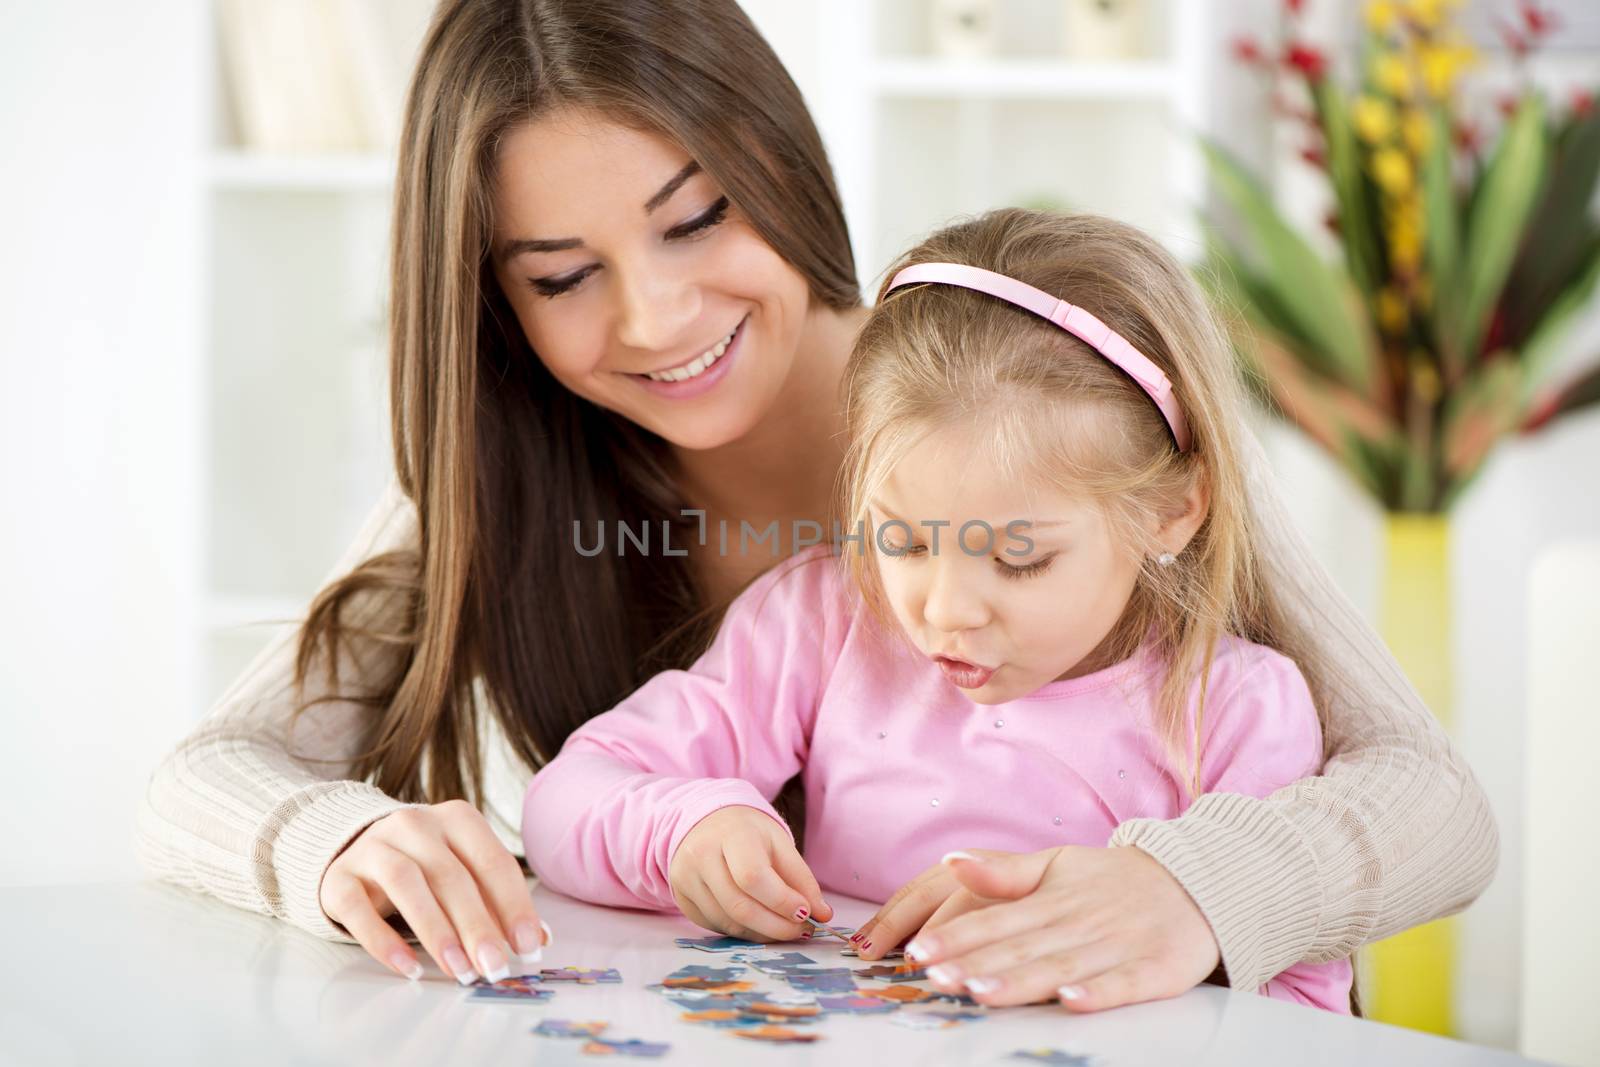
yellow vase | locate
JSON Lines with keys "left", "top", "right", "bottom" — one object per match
{"left": 1362, "top": 514, "right": 1456, "bottom": 1035}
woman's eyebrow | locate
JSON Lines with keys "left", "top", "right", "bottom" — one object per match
{"left": 497, "top": 161, "right": 704, "bottom": 264}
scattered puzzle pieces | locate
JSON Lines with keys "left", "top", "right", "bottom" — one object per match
{"left": 860, "top": 985, "right": 935, "bottom": 1003}
{"left": 533, "top": 1019, "right": 609, "bottom": 1038}
{"left": 784, "top": 968, "right": 858, "bottom": 993}
{"left": 580, "top": 1037, "right": 671, "bottom": 1057}
{"left": 540, "top": 966, "right": 622, "bottom": 984}
{"left": 852, "top": 962, "right": 929, "bottom": 983}
{"left": 676, "top": 935, "right": 762, "bottom": 952}
{"left": 816, "top": 995, "right": 900, "bottom": 1015}
{"left": 1008, "top": 1051, "right": 1094, "bottom": 1066}
{"left": 800, "top": 916, "right": 856, "bottom": 942}
{"left": 466, "top": 975, "right": 552, "bottom": 1002}
{"left": 731, "top": 1025, "right": 823, "bottom": 1044}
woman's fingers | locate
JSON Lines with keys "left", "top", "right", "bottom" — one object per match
{"left": 907, "top": 855, "right": 1067, "bottom": 965}
{"left": 1058, "top": 958, "right": 1187, "bottom": 1012}
{"left": 361, "top": 843, "right": 481, "bottom": 984}
{"left": 319, "top": 868, "right": 424, "bottom": 981}
{"left": 923, "top": 924, "right": 1107, "bottom": 1005}
{"left": 436, "top": 800, "right": 549, "bottom": 968}
{"left": 402, "top": 832, "right": 516, "bottom": 983}
{"left": 916, "top": 886, "right": 985, "bottom": 937}
{"left": 852, "top": 865, "right": 957, "bottom": 960}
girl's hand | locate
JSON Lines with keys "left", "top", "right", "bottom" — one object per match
{"left": 319, "top": 800, "right": 550, "bottom": 985}
{"left": 668, "top": 806, "right": 833, "bottom": 941}
{"left": 903, "top": 846, "right": 1220, "bottom": 1010}
{"left": 850, "top": 848, "right": 1012, "bottom": 959}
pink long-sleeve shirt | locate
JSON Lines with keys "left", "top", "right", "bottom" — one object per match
{"left": 523, "top": 546, "right": 1352, "bottom": 1012}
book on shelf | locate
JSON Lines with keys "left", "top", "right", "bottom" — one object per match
{"left": 215, "top": 0, "right": 434, "bottom": 156}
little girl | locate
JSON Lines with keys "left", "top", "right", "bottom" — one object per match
{"left": 522, "top": 209, "right": 1352, "bottom": 1013}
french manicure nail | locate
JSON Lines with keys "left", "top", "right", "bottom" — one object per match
{"left": 443, "top": 945, "right": 477, "bottom": 986}
{"left": 926, "top": 964, "right": 959, "bottom": 986}
{"left": 540, "top": 920, "right": 555, "bottom": 947}
{"left": 905, "top": 939, "right": 931, "bottom": 962}
{"left": 965, "top": 976, "right": 1001, "bottom": 995}
{"left": 512, "top": 920, "right": 543, "bottom": 957}
{"left": 940, "top": 851, "right": 978, "bottom": 865}
{"left": 476, "top": 942, "right": 511, "bottom": 984}
{"left": 390, "top": 950, "right": 423, "bottom": 981}
{"left": 1058, "top": 984, "right": 1084, "bottom": 1001}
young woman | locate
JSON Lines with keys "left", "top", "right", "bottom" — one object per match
{"left": 137, "top": 0, "right": 1496, "bottom": 1005}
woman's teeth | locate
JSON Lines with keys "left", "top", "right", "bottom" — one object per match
{"left": 644, "top": 325, "right": 737, "bottom": 382}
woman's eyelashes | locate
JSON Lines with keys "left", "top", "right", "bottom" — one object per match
{"left": 525, "top": 196, "right": 732, "bottom": 299}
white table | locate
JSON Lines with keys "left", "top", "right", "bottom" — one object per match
{"left": 0, "top": 881, "right": 1544, "bottom": 1066}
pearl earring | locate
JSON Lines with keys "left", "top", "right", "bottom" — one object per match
{"left": 1156, "top": 552, "right": 1177, "bottom": 567}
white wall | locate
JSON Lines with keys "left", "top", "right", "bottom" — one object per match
{"left": 0, "top": 2, "right": 205, "bottom": 884}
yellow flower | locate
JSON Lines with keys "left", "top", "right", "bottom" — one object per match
{"left": 1354, "top": 96, "right": 1397, "bottom": 143}
{"left": 1376, "top": 287, "right": 1409, "bottom": 333}
{"left": 1410, "top": 357, "right": 1442, "bottom": 404}
{"left": 1373, "top": 53, "right": 1414, "bottom": 98}
{"left": 1366, "top": 0, "right": 1399, "bottom": 32}
{"left": 1402, "top": 109, "right": 1432, "bottom": 154}
{"left": 1389, "top": 220, "right": 1423, "bottom": 271}
{"left": 1406, "top": 0, "right": 1450, "bottom": 30}
{"left": 1419, "top": 42, "right": 1477, "bottom": 97}
{"left": 1371, "top": 147, "right": 1414, "bottom": 196}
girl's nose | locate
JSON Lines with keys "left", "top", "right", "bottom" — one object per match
{"left": 614, "top": 265, "right": 700, "bottom": 352}
{"left": 920, "top": 560, "right": 989, "bottom": 634}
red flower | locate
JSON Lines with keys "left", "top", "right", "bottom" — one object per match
{"left": 1496, "top": 17, "right": 1530, "bottom": 57}
{"left": 1231, "top": 36, "right": 1264, "bottom": 64}
{"left": 1283, "top": 42, "right": 1328, "bottom": 81}
{"left": 1453, "top": 120, "right": 1482, "bottom": 154}
{"left": 1300, "top": 145, "right": 1328, "bottom": 169}
{"left": 1519, "top": 1, "right": 1559, "bottom": 37}
{"left": 1497, "top": 93, "right": 1521, "bottom": 119}
{"left": 1285, "top": 0, "right": 1306, "bottom": 14}
{"left": 1573, "top": 90, "right": 1595, "bottom": 118}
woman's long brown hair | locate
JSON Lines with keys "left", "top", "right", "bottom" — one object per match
{"left": 289, "top": 0, "right": 858, "bottom": 805}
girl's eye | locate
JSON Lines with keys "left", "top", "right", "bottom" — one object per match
{"left": 523, "top": 197, "right": 731, "bottom": 300}
{"left": 882, "top": 541, "right": 926, "bottom": 558}
{"left": 996, "top": 553, "right": 1056, "bottom": 580}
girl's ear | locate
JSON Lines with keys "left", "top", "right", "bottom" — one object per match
{"left": 1156, "top": 468, "right": 1210, "bottom": 556}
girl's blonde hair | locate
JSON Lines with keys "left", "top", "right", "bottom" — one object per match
{"left": 842, "top": 208, "right": 1324, "bottom": 796}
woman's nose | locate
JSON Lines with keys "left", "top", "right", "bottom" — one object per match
{"left": 614, "top": 265, "right": 700, "bottom": 353}
{"left": 921, "top": 560, "right": 989, "bottom": 634}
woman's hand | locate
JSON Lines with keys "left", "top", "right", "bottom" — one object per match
{"left": 668, "top": 806, "right": 833, "bottom": 942}
{"left": 897, "top": 846, "right": 1221, "bottom": 1010}
{"left": 850, "top": 848, "right": 1013, "bottom": 958}
{"left": 319, "top": 800, "right": 550, "bottom": 985}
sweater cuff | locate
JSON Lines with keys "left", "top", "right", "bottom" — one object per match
{"left": 260, "top": 780, "right": 413, "bottom": 943}
{"left": 1109, "top": 791, "right": 1323, "bottom": 992}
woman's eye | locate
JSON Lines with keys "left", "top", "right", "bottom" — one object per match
{"left": 521, "top": 197, "right": 730, "bottom": 300}
{"left": 527, "top": 265, "right": 597, "bottom": 299}
{"left": 995, "top": 553, "right": 1055, "bottom": 580}
{"left": 666, "top": 196, "right": 730, "bottom": 240}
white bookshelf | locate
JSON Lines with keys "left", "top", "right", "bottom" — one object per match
{"left": 195, "top": 1, "right": 399, "bottom": 711}
{"left": 812, "top": 0, "right": 1214, "bottom": 293}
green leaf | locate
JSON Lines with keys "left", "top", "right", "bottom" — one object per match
{"left": 1519, "top": 239, "right": 1600, "bottom": 403}
{"left": 1501, "top": 105, "right": 1600, "bottom": 348}
{"left": 1420, "top": 105, "right": 1464, "bottom": 374}
{"left": 1458, "top": 96, "right": 1550, "bottom": 362}
{"left": 1524, "top": 361, "right": 1600, "bottom": 431}
{"left": 1201, "top": 139, "right": 1379, "bottom": 392}
{"left": 1312, "top": 79, "right": 1383, "bottom": 300}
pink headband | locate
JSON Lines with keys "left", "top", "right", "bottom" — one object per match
{"left": 884, "top": 262, "right": 1192, "bottom": 452}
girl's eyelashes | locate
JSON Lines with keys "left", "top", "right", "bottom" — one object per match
{"left": 525, "top": 196, "right": 733, "bottom": 299}
{"left": 995, "top": 552, "right": 1057, "bottom": 580}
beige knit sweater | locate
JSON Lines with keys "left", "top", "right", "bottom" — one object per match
{"left": 135, "top": 434, "right": 1498, "bottom": 991}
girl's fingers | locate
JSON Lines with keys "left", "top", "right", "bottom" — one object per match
{"left": 702, "top": 859, "right": 800, "bottom": 941}
{"left": 1058, "top": 958, "right": 1185, "bottom": 1013}
{"left": 724, "top": 839, "right": 813, "bottom": 929}
{"left": 319, "top": 869, "right": 424, "bottom": 981}
{"left": 767, "top": 841, "right": 833, "bottom": 923}
{"left": 685, "top": 875, "right": 765, "bottom": 942}
{"left": 436, "top": 800, "right": 549, "bottom": 968}
{"left": 854, "top": 866, "right": 957, "bottom": 960}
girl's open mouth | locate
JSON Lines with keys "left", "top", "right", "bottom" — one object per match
{"left": 933, "top": 655, "right": 995, "bottom": 690}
